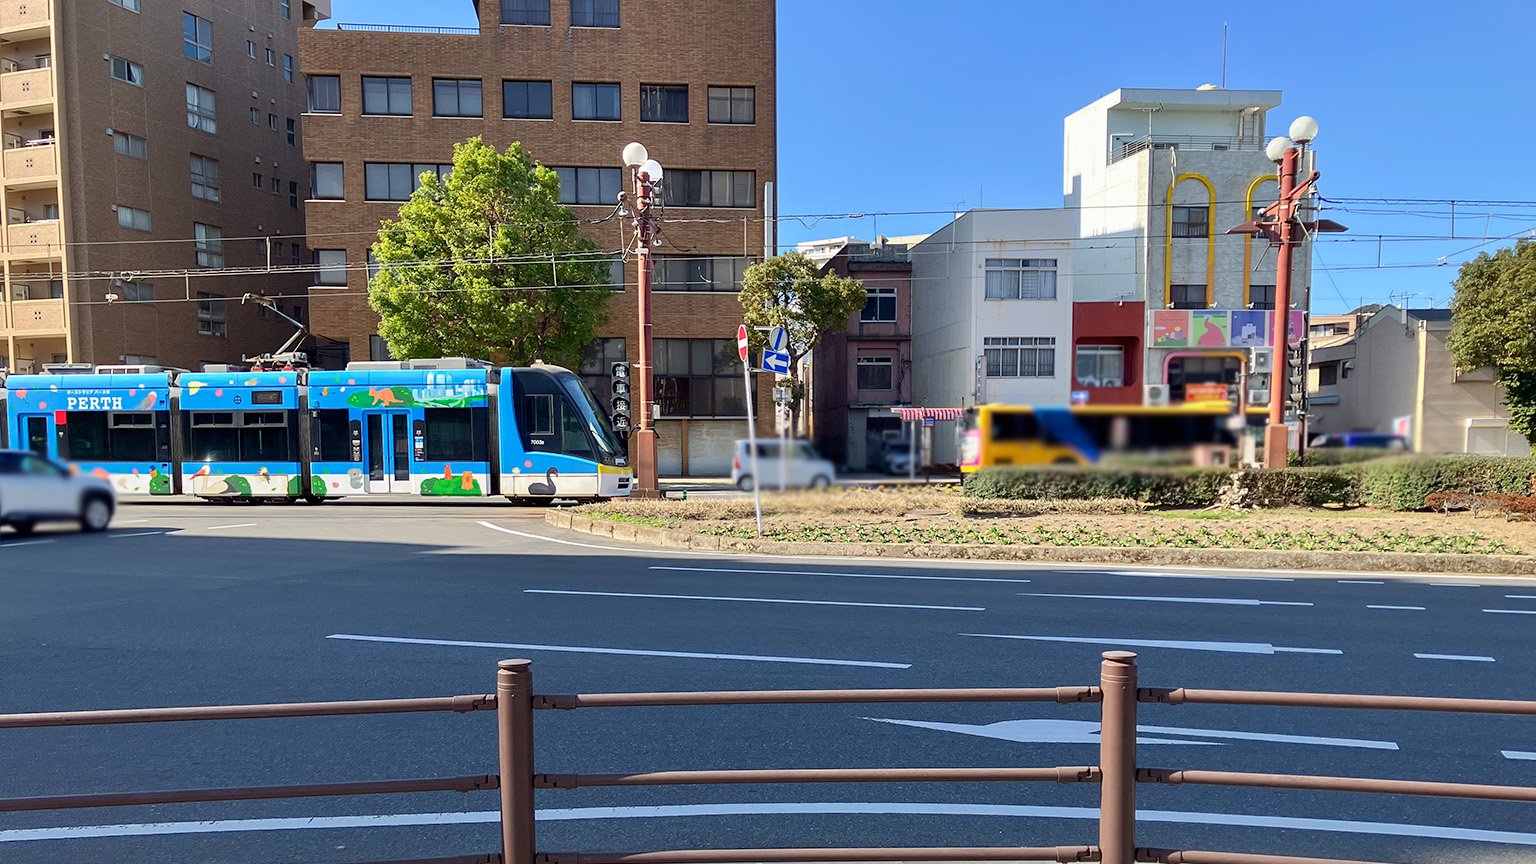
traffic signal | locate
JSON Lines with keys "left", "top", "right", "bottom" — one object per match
{"left": 610, "top": 361, "right": 632, "bottom": 435}
{"left": 1287, "top": 340, "right": 1308, "bottom": 407}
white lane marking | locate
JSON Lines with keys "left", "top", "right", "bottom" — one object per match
{"left": 961, "top": 634, "right": 1341, "bottom": 656}
{"left": 524, "top": 589, "right": 983, "bottom": 612}
{"left": 1338, "top": 579, "right": 1385, "bottom": 584}
{"left": 651, "top": 565, "right": 1032, "bottom": 584}
{"left": 1431, "top": 583, "right": 1482, "bottom": 588}
{"left": 1484, "top": 609, "right": 1536, "bottom": 616}
{"left": 478, "top": 521, "right": 719, "bottom": 556}
{"left": 1100, "top": 570, "right": 1293, "bottom": 583}
{"left": 205, "top": 523, "right": 258, "bottom": 531}
{"left": 325, "top": 633, "right": 910, "bottom": 669}
{"left": 1506, "top": 595, "right": 1536, "bottom": 600}
{"left": 865, "top": 717, "right": 1396, "bottom": 750}
{"left": 5, "top": 802, "right": 1535, "bottom": 847}
{"left": 1020, "top": 592, "right": 1311, "bottom": 608}
{"left": 1415, "top": 653, "right": 1496, "bottom": 663}
{"left": 0, "top": 539, "right": 56, "bottom": 549}
{"left": 1505, "top": 751, "right": 1536, "bottom": 761}
{"left": 114, "top": 519, "right": 149, "bottom": 525}
{"left": 108, "top": 531, "right": 168, "bottom": 539}
{"left": 1368, "top": 605, "right": 1426, "bottom": 611}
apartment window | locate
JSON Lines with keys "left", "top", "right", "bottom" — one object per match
{"left": 578, "top": 337, "right": 627, "bottom": 404}
{"left": 291, "top": 238, "right": 301, "bottom": 262}
{"left": 308, "top": 75, "right": 340, "bottom": 113}
{"left": 265, "top": 48, "right": 276, "bottom": 67}
{"left": 856, "top": 356, "right": 894, "bottom": 391}
{"left": 984, "top": 258, "right": 1057, "bottom": 300}
{"left": 283, "top": 55, "right": 294, "bottom": 82}
{"left": 655, "top": 256, "right": 751, "bottom": 292}
{"left": 48, "top": 280, "right": 63, "bottom": 298}
{"left": 707, "top": 86, "right": 755, "bottom": 124}
{"left": 289, "top": 181, "right": 299, "bottom": 209}
{"left": 196, "top": 292, "right": 227, "bottom": 338}
{"left": 247, "top": 41, "right": 257, "bottom": 59}
{"left": 311, "top": 162, "right": 344, "bottom": 200}
{"left": 1172, "top": 205, "right": 1209, "bottom": 239}
{"left": 183, "top": 13, "right": 212, "bottom": 64}
{"left": 362, "top": 76, "right": 413, "bottom": 116}
{"left": 1170, "top": 284, "right": 1207, "bottom": 309}
{"left": 501, "top": 0, "right": 551, "bottom": 25}
{"left": 315, "top": 250, "right": 347, "bottom": 286}
{"left": 1075, "top": 345, "right": 1126, "bottom": 388}
{"left": 190, "top": 155, "right": 221, "bottom": 201}
{"left": 268, "top": 113, "right": 279, "bottom": 130}
{"left": 109, "top": 56, "right": 144, "bottom": 86}
{"left": 186, "top": 84, "right": 216, "bottom": 132}
{"left": 108, "top": 0, "right": 140, "bottom": 9}
{"left": 250, "top": 107, "right": 262, "bottom": 125}
{"left": 433, "top": 78, "right": 483, "bottom": 117}
{"left": 115, "top": 205, "right": 151, "bottom": 232}
{"left": 281, "top": 0, "right": 292, "bottom": 19}
{"left": 552, "top": 166, "right": 621, "bottom": 206}
{"left": 1249, "top": 284, "right": 1276, "bottom": 310}
{"left": 572, "top": 82, "right": 620, "bottom": 120}
{"left": 364, "top": 162, "right": 452, "bottom": 201}
{"left": 502, "top": 80, "right": 553, "bottom": 119}
{"left": 1317, "top": 363, "right": 1338, "bottom": 387}
{"left": 195, "top": 223, "right": 223, "bottom": 268}
{"left": 570, "top": 0, "right": 620, "bottom": 27}
{"left": 286, "top": 117, "right": 296, "bottom": 145}
{"left": 640, "top": 84, "right": 687, "bottom": 123}
{"left": 112, "top": 131, "right": 147, "bottom": 159}
{"left": 119, "top": 281, "right": 155, "bottom": 303}
{"left": 270, "top": 176, "right": 281, "bottom": 194}
{"left": 662, "top": 169, "right": 755, "bottom": 208}
{"left": 984, "top": 337, "right": 1056, "bottom": 378}
{"left": 655, "top": 339, "right": 751, "bottom": 418}
{"left": 861, "top": 286, "right": 897, "bottom": 322}
{"left": 252, "top": 172, "right": 264, "bottom": 189}
{"left": 271, "top": 241, "right": 285, "bottom": 260}
{"left": 368, "top": 335, "right": 394, "bottom": 362}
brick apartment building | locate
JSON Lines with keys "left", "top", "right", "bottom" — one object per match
{"left": 297, "top": 0, "right": 777, "bottom": 475}
{"left": 0, "top": 0, "right": 319, "bottom": 373}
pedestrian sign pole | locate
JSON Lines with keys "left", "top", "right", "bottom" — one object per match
{"left": 737, "top": 324, "right": 763, "bottom": 536}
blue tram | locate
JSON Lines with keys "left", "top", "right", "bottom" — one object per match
{"left": 1, "top": 359, "right": 632, "bottom": 503}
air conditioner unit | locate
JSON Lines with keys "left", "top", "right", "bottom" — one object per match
{"left": 1144, "top": 384, "right": 1170, "bottom": 406}
{"left": 1248, "top": 389, "right": 1271, "bottom": 406}
{"left": 1250, "top": 348, "right": 1275, "bottom": 374}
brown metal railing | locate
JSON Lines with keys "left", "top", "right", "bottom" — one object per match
{"left": 1, "top": 654, "right": 1533, "bottom": 864}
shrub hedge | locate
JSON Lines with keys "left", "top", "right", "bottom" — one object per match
{"left": 966, "top": 455, "right": 1536, "bottom": 511}
{"left": 1288, "top": 448, "right": 1397, "bottom": 467}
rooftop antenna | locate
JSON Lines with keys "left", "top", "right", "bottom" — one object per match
{"left": 1221, "top": 23, "right": 1228, "bottom": 88}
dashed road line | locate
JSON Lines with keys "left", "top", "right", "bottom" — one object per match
{"left": 0, "top": 539, "right": 55, "bottom": 549}
{"left": 1367, "top": 605, "right": 1426, "bottom": 611}
{"left": 1020, "top": 592, "right": 1311, "bottom": 608}
{"left": 205, "top": 523, "right": 258, "bottom": 530}
{"left": 326, "top": 633, "right": 911, "bottom": 670}
{"left": 524, "top": 588, "right": 984, "bottom": 612}
{"left": 1414, "top": 653, "right": 1495, "bottom": 663}
{"left": 651, "top": 565, "right": 1032, "bottom": 584}
{"left": 1484, "top": 609, "right": 1536, "bottom": 616}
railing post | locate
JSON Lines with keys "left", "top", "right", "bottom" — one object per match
{"left": 1098, "top": 651, "right": 1138, "bottom": 864}
{"left": 497, "top": 659, "right": 535, "bottom": 864}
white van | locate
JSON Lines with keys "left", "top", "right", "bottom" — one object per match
{"left": 731, "top": 439, "right": 836, "bottom": 491}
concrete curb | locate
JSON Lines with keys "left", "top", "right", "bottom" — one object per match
{"left": 544, "top": 511, "right": 1536, "bottom": 576}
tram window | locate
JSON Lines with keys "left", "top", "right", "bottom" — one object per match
{"left": 240, "top": 412, "right": 292, "bottom": 462}
{"left": 63, "top": 412, "right": 160, "bottom": 462}
{"left": 252, "top": 391, "right": 283, "bottom": 405}
{"left": 315, "top": 410, "right": 352, "bottom": 461}
{"left": 423, "top": 408, "right": 487, "bottom": 462}
{"left": 560, "top": 408, "right": 595, "bottom": 460}
{"left": 524, "top": 395, "right": 555, "bottom": 437}
{"left": 64, "top": 413, "right": 109, "bottom": 460}
{"left": 187, "top": 411, "right": 293, "bottom": 462}
{"left": 187, "top": 412, "right": 240, "bottom": 463}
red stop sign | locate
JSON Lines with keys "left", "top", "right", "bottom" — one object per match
{"left": 737, "top": 324, "right": 749, "bottom": 362}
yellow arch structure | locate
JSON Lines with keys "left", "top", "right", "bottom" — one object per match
{"left": 1163, "top": 173, "right": 1217, "bottom": 307}
{"left": 1243, "top": 175, "right": 1278, "bottom": 306}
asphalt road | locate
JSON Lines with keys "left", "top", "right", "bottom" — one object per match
{"left": 1, "top": 500, "right": 1534, "bottom": 864}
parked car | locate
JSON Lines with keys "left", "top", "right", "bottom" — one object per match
{"left": 731, "top": 440, "right": 836, "bottom": 491}
{"left": 0, "top": 450, "right": 116, "bottom": 535}
{"left": 1308, "top": 433, "right": 1410, "bottom": 451}
{"left": 881, "top": 440, "right": 916, "bottom": 475}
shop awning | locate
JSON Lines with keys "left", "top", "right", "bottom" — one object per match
{"left": 892, "top": 407, "right": 965, "bottom": 422}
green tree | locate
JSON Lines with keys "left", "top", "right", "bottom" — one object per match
{"left": 1447, "top": 239, "right": 1536, "bottom": 438}
{"left": 738, "top": 252, "right": 866, "bottom": 417}
{"left": 368, "top": 137, "right": 611, "bottom": 368}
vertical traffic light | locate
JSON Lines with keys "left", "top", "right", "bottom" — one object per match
{"left": 1287, "top": 339, "right": 1308, "bottom": 409}
{"left": 610, "top": 361, "right": 632, "bottom": 436}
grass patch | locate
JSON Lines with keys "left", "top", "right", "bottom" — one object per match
{"left": 1150, "top": 510, "right": 1249, "bottom": 521}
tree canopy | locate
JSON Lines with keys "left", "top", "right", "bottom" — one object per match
{"left": 368, "top": 137, "right": 612, "bottom": 368}
{"left": 1447, "top": 239, "right": 1536, "bottom": 438}
{"left": 738, "top": 252, "right": 866, "bottom": 370}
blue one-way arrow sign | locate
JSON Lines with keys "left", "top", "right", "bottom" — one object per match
{"left": 762, "top": 349, "right": 791, "bottom": 375}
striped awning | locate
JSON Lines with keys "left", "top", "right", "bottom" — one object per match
{"left": 892, "top": 407, "right": 965, "bottom": 421}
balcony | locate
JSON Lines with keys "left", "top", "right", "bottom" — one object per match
{"left": 7, "top": 296, "right": 63, "bottom": 334}
{"left": 0, "top": 64, "right": 50, "bottom": 107}
{"left": 2, "top": 136, "right": 54, "bottom": 187}
{"left": 6, "top": 218, "right": 59, "bottom": 256}
{"left": 1110, "top": 134, "right": 1264, "bottom": 164}
{"left": 0, "top": 0, "right": 50, "bottom": 41}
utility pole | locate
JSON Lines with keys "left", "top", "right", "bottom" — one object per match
{"left": 622, "top": 143, "right": 663, "bottom": 494}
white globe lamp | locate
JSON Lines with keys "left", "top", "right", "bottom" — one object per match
{"left": 621, "top": 142, "right": 649, "bottom": 168}
{"left": 1265, "top": 136, "right": 1294, "bottom": 163}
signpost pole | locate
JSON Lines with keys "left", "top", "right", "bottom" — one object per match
{"left": 738, "top": 325, "right": 763, "bottom": 537}
{"left": 779, "top": 387, "right": 789, "bottom": 493}
{"left": 908, "top": 415, "right": 917, "bottom": 482}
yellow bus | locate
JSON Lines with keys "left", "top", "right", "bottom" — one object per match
{"left": 960, "top": 403, "right": 1247, "bottom": 472}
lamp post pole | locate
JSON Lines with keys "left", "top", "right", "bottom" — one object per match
{"left": 1264, "top": 144, "right": 1300, "bottom": 468}
{"left": 625, "top": 144, "right": 661, "bottom": 494}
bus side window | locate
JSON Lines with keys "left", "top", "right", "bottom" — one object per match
{"left": 991, "top": 412, "right": 1041, "bottom": 442}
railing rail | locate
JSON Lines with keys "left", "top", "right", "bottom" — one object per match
{"left": 2, "top": 655, "right": 1533, "bottom": 864}
{"left": 332, "top": 22, "right": 479, "bottom": 34}
{"left": 1112, "top": 135, "right": 1265, "bottom": 163}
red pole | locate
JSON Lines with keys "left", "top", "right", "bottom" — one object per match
{"left": 633, "top": 167, "right": 659, "bottom": 493}
{"left": 1263, "top": 146, "right": 1299, "bottom": 468}
{"left": 497, "top": 659, "right": 535, "bottom": 864}
{"left": 1098, "top": 651, "right": 1138, "bottom": 864}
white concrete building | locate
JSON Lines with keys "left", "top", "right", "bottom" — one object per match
{"left": 909, "top": 209, "right": 1076, "bottom": 462}
{"left": 1062, "top": 86, "right": 1314, "bottom": 408}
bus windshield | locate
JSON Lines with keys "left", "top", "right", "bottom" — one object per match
{"left": 557, "top": 372, "right": 628, "bottom": 466}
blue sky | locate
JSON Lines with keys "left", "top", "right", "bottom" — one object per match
{"left": 322, "top": 1, "right": 1536, "bottom": 313}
